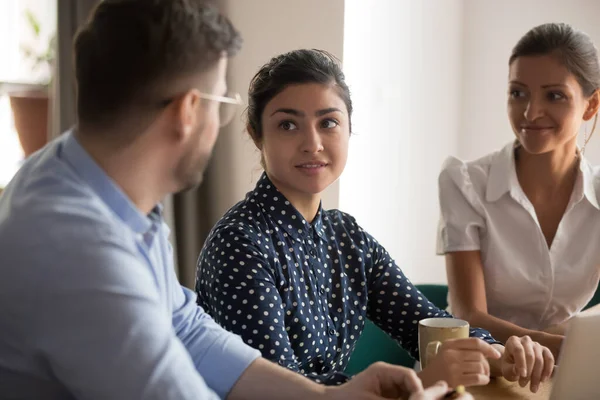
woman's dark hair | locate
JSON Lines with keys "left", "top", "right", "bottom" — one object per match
{"left": 510, "top": 23, "right": 600, "bottom": 97}
{"left": 246, "top": 49, "right": 352, "bottom": 142}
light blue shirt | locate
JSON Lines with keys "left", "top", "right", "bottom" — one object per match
{"left": 0, "top": 131, "right": 260, "bottom": 400}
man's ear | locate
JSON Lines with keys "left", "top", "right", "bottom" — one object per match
{"left": 247, "top": 124, "right": 262, "bottom": 149}
{"left": 173, "top": 88, "right": 202, "bottom": 140}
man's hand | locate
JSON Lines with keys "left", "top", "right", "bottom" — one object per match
{"left": 326, "top": 364, "right": 473, "bottom": 400}
{"left": 408, "top": 381, "right": 474, "bottom": 400}
{"left": 417, "top": 338, "right": 501, "bottom": 388}
{"left": 325, "top": 362, "right": 422, "bottom": 399}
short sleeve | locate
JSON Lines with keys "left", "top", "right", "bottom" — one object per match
{"left": 437, "top": 157, "right": 486, "bottom": 255}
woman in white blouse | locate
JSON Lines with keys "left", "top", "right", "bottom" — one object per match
{"left": 438, "top": 22, "right": 600, "bottom": 360}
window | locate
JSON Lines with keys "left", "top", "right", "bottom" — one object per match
{"left": 0, "top": 0, "right": 56, "bottom": 187}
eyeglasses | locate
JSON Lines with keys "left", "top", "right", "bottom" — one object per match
{"left": 198, "top": 91, "right": 243, "bottom": 127}
{"left": 159, "top": 91, "right": 243, "bottom": 127}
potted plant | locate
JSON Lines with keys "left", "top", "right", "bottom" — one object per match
{"left": 9, "top": 9, "right": 55, "bottom": 157}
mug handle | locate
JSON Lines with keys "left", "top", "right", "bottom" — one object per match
{"left": 425, "top": 340, "right": 442, "bottom": 367}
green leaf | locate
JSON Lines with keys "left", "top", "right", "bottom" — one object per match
{"left": 24, "top": 9, "right": 41, "bottom": 37}
{"left": 19, "top": 10, "right": 55, "bottom": 86}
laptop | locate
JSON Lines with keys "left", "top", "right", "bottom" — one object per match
{"left": 550, "top": 311, "right": 600, "bottom": 400}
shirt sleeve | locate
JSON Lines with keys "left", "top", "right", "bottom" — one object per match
{"left": 171, "top": 284, "right": 261, "bottom": 398}
{"left": 197, "top": 229, "right": 350, "bottom": 386}
{"left": 34, "top": 236, "right": 224, "bottom": 400}
{"left": 437, "top": 157, "right": 486, "bottom": 255}
{"left": 361, "top": 228, "right": 501, "bottom": 361}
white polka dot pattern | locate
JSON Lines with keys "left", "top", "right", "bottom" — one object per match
{"left": 196, "top": 173, "right": 499, "bottom": 385}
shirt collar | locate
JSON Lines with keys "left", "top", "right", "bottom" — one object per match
{"left": 60, "top": 130, "right": 154, "bottom": 234}
{"left": 486, "top": 142, "right": 517, "bottom": 203}
{"left": 578, "top": 158, "right": 600, "bottom": 209}
{"left": 252, "top": 173, "right": 327, "bottom": 242}
{"left": 486, "top": 141, "right": 600, "bottom": 210}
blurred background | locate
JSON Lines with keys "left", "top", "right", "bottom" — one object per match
{"left": 0, "top": 0, "right": 56, "bottom": 186}
{"left": 2, "top": 0, "right": 600, "bottom": 288}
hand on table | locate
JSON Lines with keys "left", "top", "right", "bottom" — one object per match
{"left": 499, "top": 335, "right": 554, "bottom": 393}
{"left": 325, "top": 363, "right": 471, "bottom": 399}
{"left": 418, "top": 338, "right": 501, "bottom": 388}
{"left": 409, "top": 381, "right": 473, "bottom": 400}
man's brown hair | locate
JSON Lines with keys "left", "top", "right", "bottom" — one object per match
{"left": 74, "top": 0, "right": 241, "bottom": 129}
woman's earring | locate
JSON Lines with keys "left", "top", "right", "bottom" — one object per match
{"left": 582, "top": 122, "right": 589, "bottom": 156}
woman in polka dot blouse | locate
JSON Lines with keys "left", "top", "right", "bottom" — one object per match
{"left": 196, "top": 49, "right": 554, "bottom": 393}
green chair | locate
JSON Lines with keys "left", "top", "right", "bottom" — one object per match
{"left": 583, "top": 284, "right": 600, "bottom": 310}
{"left": 417, "top": 284, "right": 449, "bottom": 311}
{"left": 344, "top": 284, "right": 449, "bottom": 375}
{"left": 344, "top": 319, "right": 414, "bottom": 375}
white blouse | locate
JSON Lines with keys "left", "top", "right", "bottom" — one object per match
{"left": 437, "top": 142, "right": 600, "bottom": 330}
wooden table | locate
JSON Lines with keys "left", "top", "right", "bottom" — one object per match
{"left": 466, "top": 377, "right": 552, "bottom": 399}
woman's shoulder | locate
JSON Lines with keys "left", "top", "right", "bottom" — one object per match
{"left": 322, "top": 209, "right": 379, "bottom": 244}
{"left": 582, "top": 159, "right": 600, "bottom": 181}
{"left": 323, "top": 208, "right": 359, "bottom": 229}
{"left": 323, "top": 207, "right": 354, "bottom": 220}
{"left": 439, "top": 143, "right": 512, "bottom": 194}
{"left": 580, "top": 159, "right": 600, "bottom": 205}
{"left": 207, "top": 196, "right": 267, "bottom": 244}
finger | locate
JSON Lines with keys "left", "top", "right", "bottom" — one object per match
{"left": 460, "top": 350, "right": 487, "bottom": 363}
{"left": 506, "top": 336, "right": 528, "bottom": 378}
{"left": 460, "top": 351, "right": 491, "bottom": 375}
{"left": 519, "top": 377, "right": 529, "bottom": 388}
{"left": 529, "top": 345, "right": 544, "bottom": 393}
{"left": 460, "top": 361, "right": 489, "bottom": 377}
{"left": 503, "top": 364, "right": 520, "bottom": 382}
{"left": 367, "top": 362, "right": 424, "bottom": 395}
{"left": 541, "top": 347, "right": 555, "bottom": 383}
{"left": 443, "top": 338, "right": 502, "bottom": 359}
{"left": 484, "top": 358, "right": 490, "bottom": 377}
{"left": 522, "top": 337, "right": 535, "bottom": 381}
{"left": 456, "top": 372, "right": 490, "bottom": 388}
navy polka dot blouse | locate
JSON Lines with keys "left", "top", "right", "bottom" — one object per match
{"left": 196, "top": 173, "right": 499, "bottom": 385}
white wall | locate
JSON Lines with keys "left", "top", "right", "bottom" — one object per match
{"left": 206, "top": 0, "right": 345, "bottom": 226}
{"left": 341, "top": 0, "right": 600, "bottom": 285}
{"left": 204, "top": 0, "right": 600, "bottom": 285}
{"left": 341, "top": 0, "right": 463, "bottom": 284}
{"left": 460, "top": 0, "right": 600, "bottom": 163}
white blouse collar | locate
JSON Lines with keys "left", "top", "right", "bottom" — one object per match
{"left": 485, "top": 141, "right": 600, "bottom": 210}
